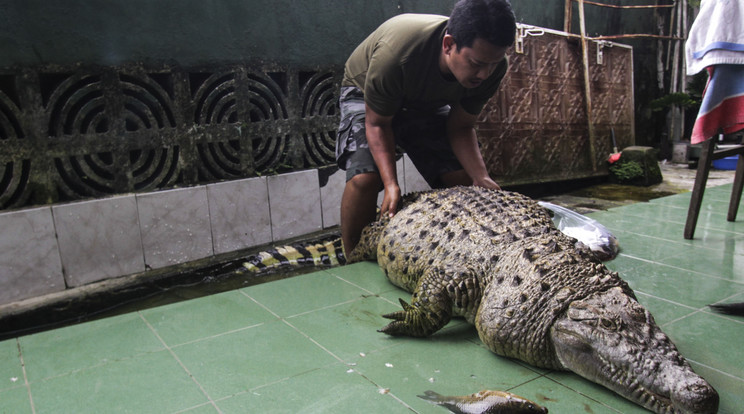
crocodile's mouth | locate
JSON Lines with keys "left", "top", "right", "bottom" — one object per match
{"left": 631, "top": 386, "right": 673, "bottom": 414}
{"left": 595, "top": 356, "right": 674, "bottom": 413}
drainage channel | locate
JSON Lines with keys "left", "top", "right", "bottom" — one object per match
{"left": 0, "top": 232, "right": 340, "bottom": 341}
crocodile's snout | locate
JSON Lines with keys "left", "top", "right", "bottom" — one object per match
{"left": 671, "top": 376, "right": 719, "bottom": 414}
{"left": 551, "top": 288, "right": 718, "bottom": 414}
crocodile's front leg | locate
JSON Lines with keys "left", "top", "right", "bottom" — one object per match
{"left": 379, "top": 266, "right": 482, "bottom": 337}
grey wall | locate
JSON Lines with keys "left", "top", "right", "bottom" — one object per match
{"left": 2, "top": 1, "right": 602, "bottom": 68}
{"left": 0, "top": 1, "right": 451, "bottom": 67}
{"left": 0, "top": 1, "right": 660, "bottom": 73}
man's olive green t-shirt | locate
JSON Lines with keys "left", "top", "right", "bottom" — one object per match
{"left": 342, "top": 13, "right": 508, "bottom": 117}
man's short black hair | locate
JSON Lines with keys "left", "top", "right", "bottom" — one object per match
{"left": 448, "top": 0, "right": 516, "bottom": 49}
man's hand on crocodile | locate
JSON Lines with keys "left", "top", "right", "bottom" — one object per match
{"left": 472, "top": 176, "right": 501, "bottom": 191}
{"left": 379, "top": 184, "right": 401, "bottom": 218}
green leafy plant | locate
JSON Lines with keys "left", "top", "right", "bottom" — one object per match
{"left": 609, "top": 161, "right": 644, "bottom": 182}
{"left": 649, "top": 92, "right": 698, "bottom": 112}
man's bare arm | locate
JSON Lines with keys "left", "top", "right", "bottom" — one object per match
{"left": 365, "top": 104, "right": 401, "bottom": 217}
{"left": 446, "top": 104, "right": 501, "bottom": 190}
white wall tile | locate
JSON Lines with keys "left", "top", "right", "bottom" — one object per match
{"left": 0, "top": 166, "right": 393, "bottom": 305}
{"left": 0, "top": 207, "right": 64, "bottom": 305}
{"left": 137, "top": 187, "right": 213, "bottom": 269}
{"left": 53, "top": 195, "right": 144, "bottom": 287}
{"left": 402, "top": 154, "right": 431, "bottom": 194}
{"left": 319, "top": 168, "right": 345, "bottom": 229}
{"left": 268, "top": 170, "right": 322, "bottom": 241}
{"left": 207, "top": 177, "right": 272, "bottom": 254}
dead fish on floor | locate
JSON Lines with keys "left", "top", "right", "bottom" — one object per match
{"left": 418, "top": 390, "right": 548, "bottom": 414}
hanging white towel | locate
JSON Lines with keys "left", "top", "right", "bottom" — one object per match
{"left": 685, "top": 0, "right": 744, "bottom": 75}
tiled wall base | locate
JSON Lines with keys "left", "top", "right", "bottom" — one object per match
{"left": 0, "top": 156, "right": 429, "bottom": 306}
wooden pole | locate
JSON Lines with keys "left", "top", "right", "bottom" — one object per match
{"left": 680, "top": 0, "right": 688, "bottom": 138}
{"left": 665, "top": 0, "right": 675, "bottom": 71}
{"left": 655, "top": 1, "right": 665, "bottom": 90}
{"left": 669, "top": 0, "right": 681, "bottom": 141}
{"left": 580, "top": 0, "right": 675, "bottom": 8}
{"left": 591, "top": 34, "right": 683, "bottom": 40}
{"left": 578, "top": 0, "right": 598, "bottom": 171}
{"left": 564, "top": 0, "right": 573, "bottom": 33}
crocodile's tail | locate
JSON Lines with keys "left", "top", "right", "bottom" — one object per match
{"left": 242, "top": 237, "right": 346, "bottom": 273}
{"left": 709, "top": 302, "right": 744, "bottom": 316}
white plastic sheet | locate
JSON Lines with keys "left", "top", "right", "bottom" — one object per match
{"left": 538, "top": 201, "right": 619, "bottom": 261}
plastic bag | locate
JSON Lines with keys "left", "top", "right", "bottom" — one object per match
{"left": 538, "top": 201, "right": 620, "bottom": 261}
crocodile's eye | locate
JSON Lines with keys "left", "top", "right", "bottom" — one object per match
{"left": 599, "top": 318, "right": 616, "bottom": 330}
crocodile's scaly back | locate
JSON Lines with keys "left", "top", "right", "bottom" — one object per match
{"left": 356, "top": 186, "right": 630, "bottom": 368}
{"left": 475, "top": 236, "right": 629, "bottom": 368}
{"left": 347, "top": 217, "right": 389, "bottom": 264}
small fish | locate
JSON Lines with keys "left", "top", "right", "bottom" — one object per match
{"left": 418, "top": 389, "right": 548, "bottom": 414}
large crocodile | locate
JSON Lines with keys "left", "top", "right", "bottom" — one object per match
{"left": 343, "top": 186, "right": 718, "bottom": 414}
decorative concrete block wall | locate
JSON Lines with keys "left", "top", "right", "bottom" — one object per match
{"left": 0, "top": 157, "right": 429, "bottom": 306}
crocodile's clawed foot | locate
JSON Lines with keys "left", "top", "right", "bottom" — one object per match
{"left": 378, "top": 298, "right": 447, "bottom": 337}
{"left": 379, "top": 299, "right": 417, "bottom": 336}
{"left": 381, "top": 298, "right": 413, "bottom": 320}
{"left": 378, "top": 321, "right": 412, "bottom": 336}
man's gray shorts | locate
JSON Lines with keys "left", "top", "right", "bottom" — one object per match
{"left": 335, "top": 86, "right": 464, "bottom": 188}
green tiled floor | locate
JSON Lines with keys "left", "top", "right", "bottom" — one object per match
{"left": 1, "top": 184, "right": 743, "bottom": 413}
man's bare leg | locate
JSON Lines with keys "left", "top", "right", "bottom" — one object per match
{"left": 340, "top": 172, "right": 382, "bottom": 257}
